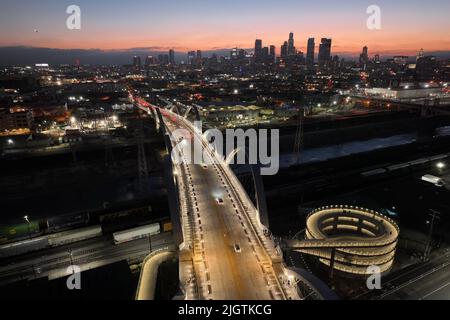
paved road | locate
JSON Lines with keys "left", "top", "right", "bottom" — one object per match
{"left": 355, "top": 249, "right": 450, "bottom": 300}
{"left": 381, "top": 250, "right": 450, "bottom": 300}
{"left": 136, "top": 250, "right": 177, "bottom": 300}
{"left": 189, "top": 157, "right": 273, "bottom": 299}
{"left": 164, "top": 114, "right": 289, "bottom": 300}
{"left": 0, "top": 233, "right": 174, "bottom": 285}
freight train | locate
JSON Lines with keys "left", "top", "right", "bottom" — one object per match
{"left": 0, "top": 226, "right": 102, "bottom": 259}
{"left": 0, "top": 220, "right": 173, "bottom": 259}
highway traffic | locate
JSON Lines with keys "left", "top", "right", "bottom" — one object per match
{"left": 135, "top": 97, "right": 298, "bottom": 300}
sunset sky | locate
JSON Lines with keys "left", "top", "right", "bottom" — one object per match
{"left": 1, "top": 0, "right": 449, "bottom": 56}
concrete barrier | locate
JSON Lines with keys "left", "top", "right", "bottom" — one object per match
{"left": 135, "top": 248, "right": 177, "bottom": 300}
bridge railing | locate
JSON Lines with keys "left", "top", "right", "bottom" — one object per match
{"left": 135, "top": 246, "right": 177, "bottom": 300}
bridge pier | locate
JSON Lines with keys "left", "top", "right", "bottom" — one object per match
{"left": 357, "top": 218, "right": 364, "bottom": 233}
{"left": 182, "top": 104, "right": 201, "bottom": 121}
{"left": 156, "top": 108, "right": 166, "bottom": 135}
{"left": 163, "top": 155, "right": 183, "bottom": 247}
{"left": 329, "top": 248, "right": 337, "bottom": 280}
{"left": 252, "top": 164, "right": 270, "bottom": 228}
{"left": 192, "top": 105, "right": 201, "bottom": 122}
{"left": 157, "top": 107, "right": 183, "bottom": 247}
{"left": 333, "top": 216, "right": 339, "bottom": 231}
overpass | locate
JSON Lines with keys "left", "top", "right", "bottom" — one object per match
{"left": 284, "top": 206, "right": 399, "bottom": 277}
{"left": 132, "top": 94, "right": 305, "bottom": 300}
{"left": 349, "top": 94, "right": 450, "bottom": 117}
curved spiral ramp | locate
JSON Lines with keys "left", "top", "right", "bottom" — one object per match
{"left": 286, "top": 206, "right": 399, "bottom": 275}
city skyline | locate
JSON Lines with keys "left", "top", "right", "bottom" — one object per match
{"left": 0, "top": 0, "right": 449, "bottom": 56}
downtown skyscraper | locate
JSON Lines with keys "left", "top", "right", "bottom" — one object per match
{"left": 306, "top": 38, "right": 315, "bottom": 66}
{"left": 255, "top": 39, "right": 263, "bottom": 60}
{"left": 288, "top": 32, "right": 296, "bottom": 56}
{"left": 187, "top": 51, "right": 196, "bottom": 65}
{"left": 169, "top": 49, "right": 175, "bottom": 65}
{"left": 133, "top": 56, "right": 141, "bottom": 69}
{"left": 269, "top": 45, "right": 276, "bottom": 63}
{"left": 318, "top": 38, "right": 332, "bottom": 66}
{"left": 359, "top": 46, "right": 369, "bottom": 67}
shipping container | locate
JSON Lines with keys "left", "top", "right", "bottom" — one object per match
{"left": 408, "top": 158, "right": 429, "bottom": 166}
{"left": 0, "top": 236, "right": 48, "bottom": 259}
{"left": 47, "top": 225, "right": 103, "bottom": 247}
{"left": 387, "top": 163, "right": 411, "bottom": 172}
{"left": 162, "top": 222, "right": 173, "bottom": 233}
{"left": 360, "top": 168, "right": 387, "bottom": 178}
{"left": 421, "top": 175, "right": 445, "bottom": 187}
{"left": 113, "top": 224, "right": 160, "bottom": 245}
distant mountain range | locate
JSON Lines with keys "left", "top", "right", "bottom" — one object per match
{"left": 0, "top": 46, "right": 231, "bottom": 66}
{"left": 0, "top": 46, "right": 449, "bottom": 66}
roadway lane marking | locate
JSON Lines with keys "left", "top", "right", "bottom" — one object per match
{"left": 420, "top": 281, "right": 450, "bottom": 300}
{"left": 379, "top": 260, "right": 450, "bottom": 299}
{"left": 161, "top": 109, "right": 285, "bottom": 299}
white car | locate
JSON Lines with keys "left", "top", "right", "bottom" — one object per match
{"left": 216, "top": 198, "right": 224, "bottom": 205}
{"left": 422, "top": 175, "right": 445, "bottom": 187}
{"left": 234, "top": 243, "right": 242, "bottom": 253}
{"left": 202, "top": 164, "right": 208, "bottom": 169}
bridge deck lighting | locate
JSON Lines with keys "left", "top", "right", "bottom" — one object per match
{"left": 298, "top": 206, "right": 399, "bottom": 275}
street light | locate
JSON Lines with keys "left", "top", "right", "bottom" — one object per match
{"left": 148, "top": 234, "right": 153, "bottom": 253}
{"left": 436, "top": 162, "right": 446, "bottom": 170}
{"left": 68, "top": 249, "right": 75, "bottom": 274}
{"left": 425, "top": 210, "right": 441, "bottom": 259}
{"left": 24, "top": 215, "right": 32, "bottom": 239}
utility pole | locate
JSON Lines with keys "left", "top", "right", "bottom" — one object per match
{"left": 137, "top": 120, "right": 149, "bottom": 195}
{"left": 148, "top": 234, "right": 153, "bottom": 253}
{"left": 424, "top": 209, "right": 441, "bottom": 259}
{"left": 329, "top": 248, "right": 337, "bottom": 280}
{"left": 105, "top": 143, "right": 115, "bottom": 167}
{"left": 24, "top": 215, "right": 32, "bottom": 239}
{"left": 293, "top": 107, "right": 305, "bottom": 165}
{"left": 70, "top": 141, "right": 77, "bottom": 163}
{"left": 68, "top": 249, "right": 75, "bottom": 274}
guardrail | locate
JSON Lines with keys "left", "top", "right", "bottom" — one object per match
{"left": 137, "top": 99, "right": 291, "bottom": 299}
{"left": 135, "top": 246, "right": 176, "bottom": 300}
{"left": 288, "top": 206, "right": 399, "bottom": 275}
{"left": 174, "top": 112, "right": 288, "bottom": 300}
